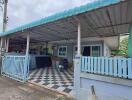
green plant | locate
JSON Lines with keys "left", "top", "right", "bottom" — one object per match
{"left": 112, "top": 37, "right": 128, "bottom": 56}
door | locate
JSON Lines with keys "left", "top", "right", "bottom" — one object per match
{"left": 92, "top": 46, "right": 101, "bottom": 57}
{"left": 82, "top": 46, "right": 91, "bottom": 56}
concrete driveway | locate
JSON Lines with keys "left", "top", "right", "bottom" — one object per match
{"left": 0, "top": 76, "right": 73, "bottom": 100}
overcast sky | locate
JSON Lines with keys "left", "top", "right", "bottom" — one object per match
{"left": 0, "top": 0, "right": 96, "bottom": 32}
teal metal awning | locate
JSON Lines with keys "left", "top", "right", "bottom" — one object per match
{"left": 0, "top": 0, "right": 131, "bottom": 42}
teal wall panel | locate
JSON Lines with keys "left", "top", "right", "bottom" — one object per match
{"left": 128, "top": 25, "right": 132, "bottom": 58}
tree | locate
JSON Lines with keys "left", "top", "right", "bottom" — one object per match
{"left": 112, "top": 37, "right": 128, "bottom": 56}
{"left": 119, "top": 37, "right": 128, "bottom": 55}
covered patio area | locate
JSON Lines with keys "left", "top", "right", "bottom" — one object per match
{"left": 0, "top": 0, "right": 132, "bottom": 99}
{"left": 29, "top": 67, "right": 74, "bottom": 94}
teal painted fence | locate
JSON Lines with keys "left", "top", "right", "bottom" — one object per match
{"left": 81, "top": 56, "right": 132, "bottom": 79}
{"left": 1, "top": 55, "right": 30, "bottom": 82}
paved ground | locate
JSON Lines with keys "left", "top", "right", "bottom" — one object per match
{"left": 29, "top": 67, "right": 74, "bottom": 95}
{"left": 0, "top": 76, "right": 73, "bottom": 100}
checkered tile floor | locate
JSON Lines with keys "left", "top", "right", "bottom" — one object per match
{"left": 29, "top": 67, "right": 74, "bottom": 95}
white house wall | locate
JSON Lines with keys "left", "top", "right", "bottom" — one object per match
{"left": 51, "top": 36, "right": 119, "bottom": 50}
{"left": 53, "top": 44, "right": 74, "bottom": 63}
{"left": 103, "top": 42, "right": 111, "bottom": 57}
{"left": 103, "top": 36, "right": 119, "bottom": 50}
{"left": 53, "top": 40, "right": 104, "bottom": 63}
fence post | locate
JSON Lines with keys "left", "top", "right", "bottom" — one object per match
{"left": 74, "top": 18, "right": 81, "bottom": 100}
{"left": 74, "top": 55, "right": 81, "bottom": 100}
{"left": 128, "top": 58, "right": 132, "bottom": 79}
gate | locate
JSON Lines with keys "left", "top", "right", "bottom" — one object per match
{"left": 1, "top": 55, "right": 30, "bottom": 82}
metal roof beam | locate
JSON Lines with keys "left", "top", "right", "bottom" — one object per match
{"left": 95, "top": 23, "right": 129, "bottom": 29}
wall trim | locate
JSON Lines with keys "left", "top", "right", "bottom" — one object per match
{"left": 80, "top": 73, "right": 132, "bottom": 87}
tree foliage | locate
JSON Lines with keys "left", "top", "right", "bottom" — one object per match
{"left": 112, "top": 37, "right": 128, "bottom": 56}
{"left": 119, "top": 37, "right": 128, "bottom": 55}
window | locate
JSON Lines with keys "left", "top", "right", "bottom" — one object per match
{"left": 74, "top": 45, "right": 101, "bottom": 57}
{"left": 92, "top": 46, "right": 100, "bottom": 57}
{"left": 58, "top": 46, "right": 67, "bottom": 57}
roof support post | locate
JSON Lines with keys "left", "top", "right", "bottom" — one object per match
{"left": 45, "top": 42, "right": 48, "bottom": 55}
{"left": 128, "top": 24, "right": 132, "bottom": 58}
{"left": 26, "top": 33, "right": 30, "bottom": 56}
{"left": 0, "top": 37, "right": 4, "bottom": 73}
{"left": 77, "top": 21, "right": 81, "bottom": 56}
{"left": 0, "top": 38, "right": 3, "bottom": 56}
{"left": 24, "top": 32, "right": 30, "bottom": 81}
{"left": 74, "top": 18, "right": 82, "bottom": 100}
{"left": 0, "top": 37, "right": 6, "bottom": 55}
{"left": 6, "top": 37, "right": 9, "bottom": 53}
{"left": 4, "top": 38, "right": 6, "bottom": 51}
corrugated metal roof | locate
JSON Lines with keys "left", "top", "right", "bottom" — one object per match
{"left": 0, "top": 0, "right": 122, "bottom": 37}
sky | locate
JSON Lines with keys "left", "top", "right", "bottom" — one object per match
{"left": 0, "top": 0, "right": 96, "bottom": 32}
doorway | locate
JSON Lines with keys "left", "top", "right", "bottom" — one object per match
{"left": 82, "top": 46, "right": 91, "bottom": 56}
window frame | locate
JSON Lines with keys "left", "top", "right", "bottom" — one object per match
{"left": 91, "top": 46, "right": 101, "bottom": 57}
{"left": 58, "top": 46, "right": 67, "bottom": 57}
{"left": 73, "top": 44, "right": 102, "bottom": 57}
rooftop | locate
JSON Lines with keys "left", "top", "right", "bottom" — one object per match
{"left": 0, "top": 0, "right": 125, "bottom": 37}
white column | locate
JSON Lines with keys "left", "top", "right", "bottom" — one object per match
{"left": 4, "top": 38, "right": 7, "bottom": 49}
{"left": 0, "top": 38, "right": 3, "bottom": 56}
{"left": 77, "top": 22, "right": 81, "bottom": 56}
{"left": 23, "top": 33, "right": 30, "bottom": 81}
{"left": 74, "top": 20, "right": 82, "bottom": 100}
{"left": 26, "top": 33, "right": 30, "bottom": 55}
{"left": 6, "top": 38, "right": 9, "bottom": 52}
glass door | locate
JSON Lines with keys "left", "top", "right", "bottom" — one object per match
{"left": 91, "top": 46, "right": 100, "bottom": 57}
{"left": 74, "top": 45, "right": 101, "bottom": 57}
